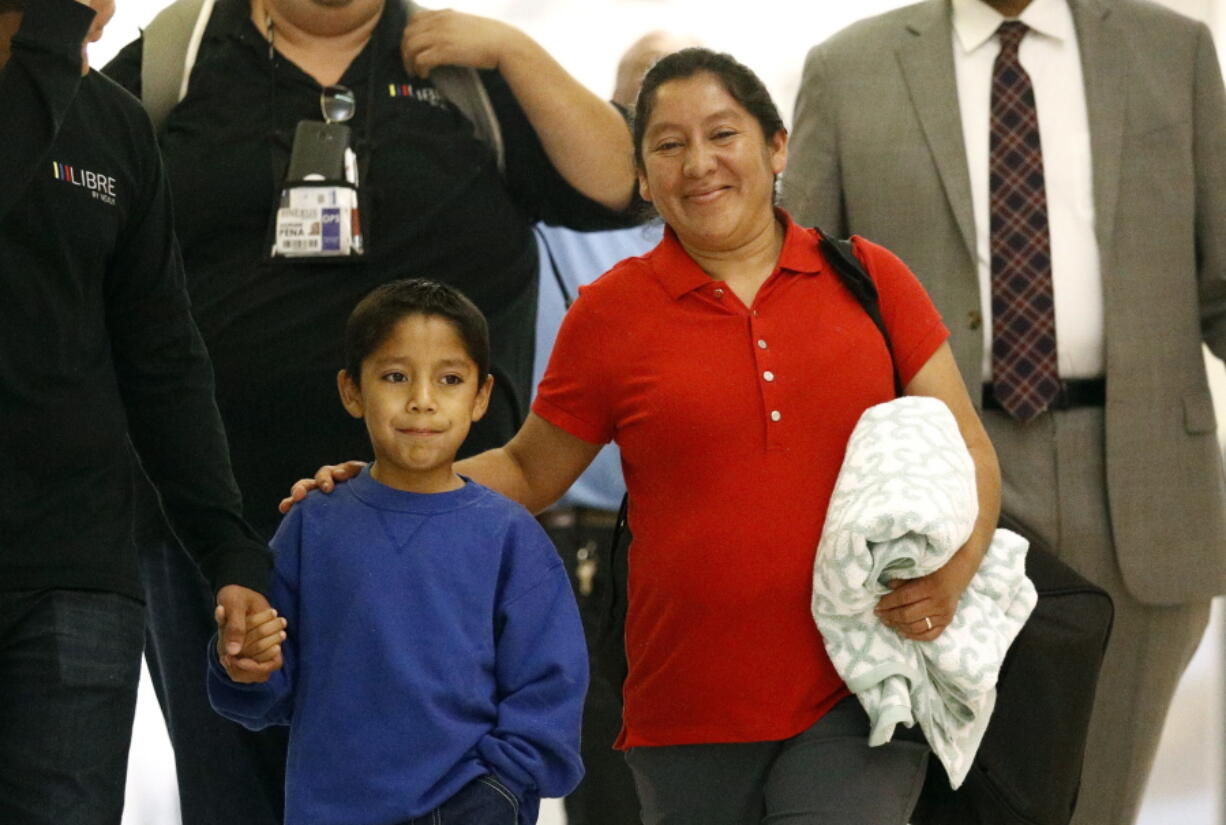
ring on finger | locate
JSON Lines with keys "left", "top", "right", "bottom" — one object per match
{"left": 923, "top": 616, "right": 933, "bottom": 631}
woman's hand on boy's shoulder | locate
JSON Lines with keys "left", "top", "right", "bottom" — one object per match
{"left": 278, "top": 460, "right": 368, "bottom": 514}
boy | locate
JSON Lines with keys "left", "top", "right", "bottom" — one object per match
{"left": 208, "top": 279, "right": 589, "bottom": 825}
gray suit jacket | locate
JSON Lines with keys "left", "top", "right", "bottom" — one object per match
{"left": 783, "top": 0, "right": 1226, "bottom": 604}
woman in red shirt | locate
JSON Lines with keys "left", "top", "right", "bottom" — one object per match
{"left": 293, "top": 48, "right": 999, "bottom": 825}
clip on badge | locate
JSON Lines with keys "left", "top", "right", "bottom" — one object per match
{"left": 272, "top": 120, "right": 364, "bottom": 258}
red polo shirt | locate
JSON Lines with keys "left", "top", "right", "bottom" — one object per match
{"left": 533, "top": 213, "right": 948, "bottom": 748}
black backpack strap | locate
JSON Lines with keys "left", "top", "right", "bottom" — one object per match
{"left": 533, "top": 224, "right": 575, "bottom": 308}
{"left": 589, "top": 491, "right": 630, "bottom": 689}
{"left": 611, "top": 491, "right": 630, "bottom": 623}
{"left": 815, "top": 229, "right": 904, "bottom": 397}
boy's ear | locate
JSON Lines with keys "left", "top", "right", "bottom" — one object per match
{"left": 470, "top": 373, "right": 494, "bottom": 423}
{"left": 337, "top": 369, "right": 364, "bottom": 419}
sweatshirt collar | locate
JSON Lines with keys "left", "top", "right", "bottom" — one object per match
{"left": 347, "top": 465, "right": 486, "bottom": 513}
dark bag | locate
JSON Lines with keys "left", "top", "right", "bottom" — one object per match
{"left": 911, "top": 514, "right": 1114, "bottom": 825}
{"left": 818, "top": 233, "right": 1116, "bottom": 825}
{"left": 592, "top": 231, "right": 1114, "bottom": 825}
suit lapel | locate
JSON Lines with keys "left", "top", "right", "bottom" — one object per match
{"left": 896, "top": 0, "right": 977, "bottom": 263}
{"left": 1072, "top": 0, "right": 1125, "bottom": 264}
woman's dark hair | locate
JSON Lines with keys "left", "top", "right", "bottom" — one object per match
{"left": 343, "top": 278, "right": 490, "bottom": 386}
{"left": 633, "top": 47, "right": 784, "bottom": 168}
{"left": 0, "top": 0, "right": 25, "bottom": 11}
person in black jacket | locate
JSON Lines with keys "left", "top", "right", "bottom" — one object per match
{"left": 0, "top": 2, "right": 277, "bottom": 823}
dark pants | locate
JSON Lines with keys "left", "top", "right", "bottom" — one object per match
{"left": 136, "top": 488, "right": 288, "bottom": 825}
{"left": 540, "top": 507, "right": 641, "bottom": 825}
{"left": 401, "top": 775, "right": 520, "bottom": 825}
{"left": 0, "top": 588, "right": 145, "bottom": 825}
{"left": 625, "top": 697, "right": 929, "bottom": 825}
{"left": 982, "top": 407, "right": 1211, "bottom": 825}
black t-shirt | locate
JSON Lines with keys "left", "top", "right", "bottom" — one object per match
{"left": 1, "top": 0, "right": 269, "bottom": 598}
{"left": 105, "top": 0, "right": 633, "bottom": 535}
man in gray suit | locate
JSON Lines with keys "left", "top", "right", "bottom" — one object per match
{"left": 783, "top": 0, "right": 1226, "bottom": 822}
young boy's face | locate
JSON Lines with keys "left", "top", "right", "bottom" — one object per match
{"left": 338, "top": 313, "right": 492, "bottom": 494}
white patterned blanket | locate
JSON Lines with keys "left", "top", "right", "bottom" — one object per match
{"left": 811, "top": 396, "right": 1037, "bottom": 787}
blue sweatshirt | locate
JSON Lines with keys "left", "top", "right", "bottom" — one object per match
{"left": 208, "top": 468, "right": 588, "bottom": 825}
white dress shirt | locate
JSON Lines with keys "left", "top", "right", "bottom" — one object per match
{"left": 952, "top": 0, "right": 1104, "bottom": 381}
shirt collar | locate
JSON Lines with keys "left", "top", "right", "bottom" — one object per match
{"left": 646, "top": 209, "right": 826, "bottom": 300}
{"left": 951, "top": 0, "right": 1073, "bottom": 54}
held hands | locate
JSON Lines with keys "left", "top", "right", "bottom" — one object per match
{"left": 401, "top": 9, "right": 530, "bottom": 78}
{"left": 215, "top": 586, "right": 287, "bottom": 684}
{"left": 278, "top": 460, "right": 367, "bottom": 514}
{"left": 874, "top": 546, "right": 977, "bottom": 642}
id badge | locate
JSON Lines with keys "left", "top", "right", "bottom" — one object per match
{"left": 273, "top": 183, "right": 364, "bottom": 257}
{"left": 270, "top": 121, "right": 365, "bottom": 259}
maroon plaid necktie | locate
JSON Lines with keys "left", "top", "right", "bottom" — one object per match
{"left": 989, "top": 21, "right": 1058, "bottom": 421}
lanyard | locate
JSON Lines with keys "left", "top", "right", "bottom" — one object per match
{"left": 261, "top": 11, "right": 385, "bottom": 187}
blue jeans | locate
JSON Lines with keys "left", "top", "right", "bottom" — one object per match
{"left": 402, "top": 775, "right": 521, "bottom": 825}
{"left": 0, "top": 588, "right": 145, "bottom": 825}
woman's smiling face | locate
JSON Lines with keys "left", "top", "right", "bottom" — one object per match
{"left": 637, "top": 71, "right": 787, "bottom": 253}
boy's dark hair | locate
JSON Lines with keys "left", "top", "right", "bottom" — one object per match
{"left": 0, "top": 0, "right": 25, "bottom": 11}
{"left": 344, "top": 279, "right": 490, "bottom": 386}
{"left": 633, "top": 48, "right": 784, "bottom": 169}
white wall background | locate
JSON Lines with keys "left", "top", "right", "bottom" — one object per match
{"left": 84, "top": 2, "right": 1226, "bottom": 824}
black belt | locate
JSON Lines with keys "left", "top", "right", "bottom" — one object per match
{"left": 982, "top": 379, "right": 1105, "bottom": 412}
{"left": 539, "top": 506, "right": 620, "bottom": 531}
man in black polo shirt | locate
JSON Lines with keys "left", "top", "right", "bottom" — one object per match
{"left": 0, "top": 1, "right": 277, "bottom": 823}
{"left": 104, "top": 1, "right": 636, "bottom": 821}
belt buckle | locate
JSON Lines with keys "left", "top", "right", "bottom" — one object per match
{"left": 574, "top": 506, "right": 619, "bottom": 530}
{"left": 540, "top": 508, "right": 577, "bottom": 530}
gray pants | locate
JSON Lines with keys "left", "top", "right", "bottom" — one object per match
{"left": 624, "top": 696, "right": 928, "bottom": 825}
{"left": 984, "top": 407, "right": 1211, "bottom": 825}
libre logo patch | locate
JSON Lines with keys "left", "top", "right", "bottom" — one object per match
{"left": 51, "top": 161, "right": 118, "bottom": 206}
{"left": 387, "top": 83, "right": 447, "bottom": 109}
